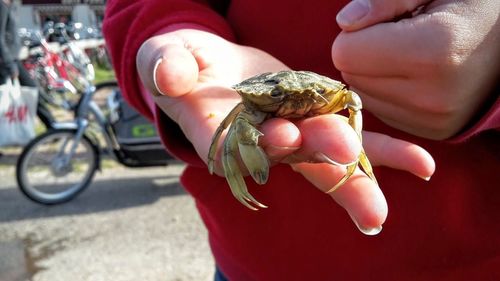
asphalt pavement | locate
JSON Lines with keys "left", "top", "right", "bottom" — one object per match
{"left": 0, "top": 149, "right": 214, "bottom": 281}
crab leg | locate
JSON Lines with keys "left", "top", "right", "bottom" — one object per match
{"left": 343, "top": 90, "right": 378, "bottom": 184}
{"left": 208, "top": 103, "right": 245, "bottom": 174}
{"left": 359, "top": 149, "right": 378, "bottom": 185}
{"left": 223, "top": 123, "right": 267, "bottom": 210}
{"left": 326, "top": 160, "right": 359, "bottom": 193}
{"left": 326, "top": 90, "right": 378, "bottom": 193}
{"left": 344, "top": 90, "right": 363, "bottom": 138}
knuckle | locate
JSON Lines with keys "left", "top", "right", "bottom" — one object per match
{"left": 370, "top": 0, "right": 426, "bottom": 19}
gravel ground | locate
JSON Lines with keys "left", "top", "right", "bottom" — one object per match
{"left": 0, "top": 150, "right": 214, "bottom": 281}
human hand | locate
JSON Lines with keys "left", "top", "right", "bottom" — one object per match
{"left": 137, "top": 26, "right": 290, "bottom": 165}
{"left": 136, "top": 27, "right": 435, "bottom": 234}
{"left": 333, "top": 0, "right": 500, "bottom": 139}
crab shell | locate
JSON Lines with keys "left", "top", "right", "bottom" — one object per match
{"left": 233, "top": 71, "right": 349, "bottom": 118}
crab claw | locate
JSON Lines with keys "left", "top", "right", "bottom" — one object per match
{"left": 223, "top": 125, "right": 268, "bottom": 210}
{"left": 235, "top": 117, "right": 269, "bottom": 185}
{"left": 208, "top": 103, "right": 270, "bottom": 210}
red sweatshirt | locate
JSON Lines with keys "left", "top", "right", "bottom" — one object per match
{"left": 103, "top": 1, "right": 500, "bottom": 280}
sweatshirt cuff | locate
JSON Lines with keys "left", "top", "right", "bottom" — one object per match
{"left": 448, "top": 87, "right": 500, "bottom": 143}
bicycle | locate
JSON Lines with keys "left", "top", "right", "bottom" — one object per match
{"left": 16, "top": 81, "right": 172, "bottom": 205}
{"left": 23, "top": 35, "right": 86, "bottom": 104}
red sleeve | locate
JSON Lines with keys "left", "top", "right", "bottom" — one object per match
{"left": 450, "top": 86, "right": 500, "bottom": 143}
{"left": 102, "top": 0, "right": 235, "bottom": 166}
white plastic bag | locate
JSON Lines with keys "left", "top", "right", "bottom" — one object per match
{"left": 0, "top": 78, "right": 39, "bottom": 147}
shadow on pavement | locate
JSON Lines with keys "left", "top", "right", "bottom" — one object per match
{"left": 0, "top": 151, "right": 18, "bottom": 166}
{"left": 0, "top": 173, "right": 187, "bottom": 223}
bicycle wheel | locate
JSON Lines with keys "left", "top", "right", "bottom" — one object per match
{"left": 16, "top": 129, "right": 99, "bottom": 204}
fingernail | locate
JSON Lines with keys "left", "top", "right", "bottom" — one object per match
{"left": 153, "top": 56, "right": 166, "bottom": 96}
{"left": 421, "top": 175, "right": 431, "bottom": 181}
{"left": 358, "top": 225, "right": 383, "bottom": 236}
{"left": 349, "top": 214, "right": 382, "bottom": 236}
{"left": 337, "top": 0, "right": 370, "bottom": 27}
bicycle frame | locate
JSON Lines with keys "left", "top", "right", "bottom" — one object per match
{"left": 52, "top": 83, "right": 121, "bottom": 168}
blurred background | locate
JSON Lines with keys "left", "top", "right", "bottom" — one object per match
{"left": 0, "top": 1, "right": 213, "bottom": 280}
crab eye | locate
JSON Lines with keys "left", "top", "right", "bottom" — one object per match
{"left": 270, "top": 88, "right": 284, "bottom": 98}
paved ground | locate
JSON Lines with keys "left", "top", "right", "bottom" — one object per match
{"left": 0, "top": 149, "right": 214, "bottom": 281}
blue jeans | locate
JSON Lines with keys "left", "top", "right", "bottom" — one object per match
{"left": 214, "top": 266, "right": 229, "bottom": 281}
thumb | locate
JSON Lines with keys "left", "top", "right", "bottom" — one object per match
{"left": 336, "top": 0, "right": 431, "bottom": 31}
{"left": 136, "top": 37, "right": 198, "bottom": 98}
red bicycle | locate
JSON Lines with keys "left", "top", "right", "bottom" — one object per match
{"left": 22, "top": 28, "right": 94, "bottom": 111}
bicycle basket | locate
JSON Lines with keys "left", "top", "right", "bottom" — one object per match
{"left": 109, "top": 90, "right": 171, "bottom": 166}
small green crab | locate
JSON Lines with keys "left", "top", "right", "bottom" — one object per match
{"left": 208, "top": 70, "right": 377, "bottom": 210}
